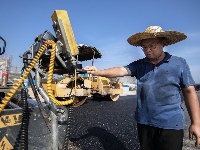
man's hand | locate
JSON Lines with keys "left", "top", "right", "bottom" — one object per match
{"left": 189, "top": 123, "right": 200, "bottom": 147}
{"left": 84, "top": 66, "right": 100, "bottom": 76}
{"left": 182, "top": 86, "right": 200, "bottom": 147}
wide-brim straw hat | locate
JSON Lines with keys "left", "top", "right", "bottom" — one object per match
{"left": 127, "top": 26, "right": 187, "bottom": 46}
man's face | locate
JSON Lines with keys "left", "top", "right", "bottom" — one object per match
{"left": 141, "top": 38, "right": 164, "bottom": 60}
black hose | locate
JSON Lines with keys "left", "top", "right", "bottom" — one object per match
{"left": 19, "top": 88, "right": 29, "bottom": 150}
{"left": 23, "top": 50, "right": 51, "bottom": 132}
{"left": 62, "top": 106, "right": 73, "bottom": 150}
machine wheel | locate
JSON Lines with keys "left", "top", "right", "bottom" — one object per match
{"left": 73, "top": 96, "right": 87, "bottom": 107}
{"left": 107, "top": 94, "right": 120, "bottom": 101}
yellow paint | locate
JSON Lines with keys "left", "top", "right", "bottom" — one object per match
{"left": 0, "top": 113, "right": 22, "bottom": 128}
{"left": 51, "top": 10, "right": 78, "bottom": 56}
{"left": 0, "top": 136, "right": 13, "bottom": 150}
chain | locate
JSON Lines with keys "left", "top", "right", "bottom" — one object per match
{"left": 62, "top": 105, "right": 74, "bottom": 150}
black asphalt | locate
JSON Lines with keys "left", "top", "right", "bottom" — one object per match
{"left": 70, "top": 95, "right": 140, "bottom": 150}
{"left": 69, "top": 92, "right": 200, "bottom": 150}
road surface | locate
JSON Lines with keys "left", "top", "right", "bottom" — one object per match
{"left": 27, "top": 89, "right": 200, "bottom": 150}
{"left": 67, "top": 92, "right": 200, "bottom": 150}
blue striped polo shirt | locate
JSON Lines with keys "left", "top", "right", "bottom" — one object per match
{"left": 125, "top": 52, "right": 195, "bottom": 129}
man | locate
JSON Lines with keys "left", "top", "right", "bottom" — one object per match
{"left": 84, "top": 26, "right": 200, "bottom": 150}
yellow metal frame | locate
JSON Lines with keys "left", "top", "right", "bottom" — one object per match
{"left": 51, "top": 10, "right": 78, "bottom": 56}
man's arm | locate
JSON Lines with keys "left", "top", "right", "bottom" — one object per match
{"left": 84, "top": 66, "right": 131, "bottom": 77}
{"left": 182, "top": 86, "right": 200, "bottom": 147}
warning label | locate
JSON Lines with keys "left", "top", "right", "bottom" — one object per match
{"left": 0, "top": 136, "right": 13, "bottom": 150}
{"left": 0, "top": 113, "right": 22, "bottom": 128}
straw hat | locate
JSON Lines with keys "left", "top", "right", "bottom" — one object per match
{"left": 127, "top": 26, "right": 187, "bottom": 46}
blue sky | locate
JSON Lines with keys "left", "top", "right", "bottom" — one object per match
{"left": 0, "top": 0, "right": 200, "bottom": 83}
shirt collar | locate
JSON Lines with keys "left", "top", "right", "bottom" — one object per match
{"left": 144, "top": 52, "right": 172, "bottom": 63}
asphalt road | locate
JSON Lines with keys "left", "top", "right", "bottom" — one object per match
{"left": 2, "top": 88, "right": 199, "bottom": 150}
{"left": 69, "top": 95, "right": 139, "bottom": 150}
{"left": 26, "top": 88, "right": 200, "bottom": 149}
{"left": 68, "top": 92, "right": 200, "bottom": 150}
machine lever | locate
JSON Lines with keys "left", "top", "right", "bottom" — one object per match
{"left": 76, "top": 68, "right": 87, "bottom": 74}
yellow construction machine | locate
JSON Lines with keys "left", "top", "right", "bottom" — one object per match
{"left": 0, "top": 10, "right": 123, "bottom": 149}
